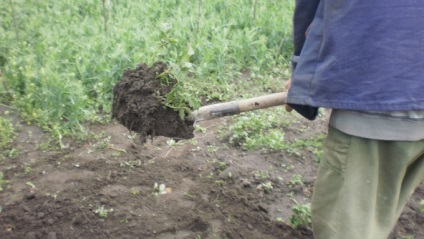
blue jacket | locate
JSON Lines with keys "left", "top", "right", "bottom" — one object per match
{"left": 287, "top": 0, "right": 424, "bottom": 120}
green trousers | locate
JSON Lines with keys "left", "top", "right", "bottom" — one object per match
{"left": 312, "top": 126, "right": 424, "bottom": 239}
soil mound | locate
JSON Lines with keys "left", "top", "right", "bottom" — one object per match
{"left": 112, "top": 62, "right": 194, "bottom": 142}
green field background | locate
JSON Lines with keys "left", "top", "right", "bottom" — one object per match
{"left": 0, "top": 0, "right": 294, "bottom": 141}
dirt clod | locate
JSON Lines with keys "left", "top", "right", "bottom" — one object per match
{"left": 112, "top": 62, "right": 194, "bottom": 142}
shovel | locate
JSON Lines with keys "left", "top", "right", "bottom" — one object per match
{"left": 191, "top": 92, "right": 287, "bottom": 121}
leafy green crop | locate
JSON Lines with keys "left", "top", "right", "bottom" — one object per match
{"left": 1, "top": 0, "right": 294, "bottom": 144}
{"left": 289, "top": 199, "right": 311, "bottom": 228}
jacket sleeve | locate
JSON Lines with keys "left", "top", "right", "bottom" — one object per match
{"left": 292, "top": 0, "right": 320, "bottom": 67}
{"left": 289, "top": 0, "right": 321, "bottom": 121}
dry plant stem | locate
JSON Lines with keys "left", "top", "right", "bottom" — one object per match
{"left": 253, "top": 0, "right": 258, "bottom": 20}
{"left": 102, "top": 0, "right": 109, "bottom": 35}
{"left": 9, "top": 0, "right": 20, "bottom": 42}
{"left": 164, "top": 147, "right": 174, "bottom": 158}
{"left": 273, "top": 37, "right": 286, "bottom": 69}
{"left": 197, "top": 0, "right": 202, "bottom": 38}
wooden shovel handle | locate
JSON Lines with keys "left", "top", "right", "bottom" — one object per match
{"left": 191, "top": 92, "right": 287, "bottom": 121}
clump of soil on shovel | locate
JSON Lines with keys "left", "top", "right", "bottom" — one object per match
{"left": 112, "top": 62, "right": 194, "bottom": 142}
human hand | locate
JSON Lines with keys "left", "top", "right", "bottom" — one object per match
{"left": 285, "top": 80, "right": 293, "bottom": 112}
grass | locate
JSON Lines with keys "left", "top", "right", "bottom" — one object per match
{"left": 0, "top": 0, "right": 294, "bottom": 145}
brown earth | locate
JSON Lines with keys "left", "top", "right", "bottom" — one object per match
{"left": 0, "top": 96, "right": 423, "bottom": 238}
{"left": 112, "top": 62, "right": 194, "bottom": 143}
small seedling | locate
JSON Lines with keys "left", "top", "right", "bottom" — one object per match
{"left": 24, "top": 166, "right": 33, "bottom": 174}
{"left": 8, "top": 148, "right": 19, "bottom": 158}
{"left": 289, "top": 174, "right": 304, "bottom": 187}
{"left": 254, "top": 171, "right": 269, "bottom": 180}
{"left": 26, "top": 181, "right": 36, "bottom": 188}
{"left": 130, "top": 187, "right": 139, "bottom": 195}
{"left": 215, "top": 180, "right": 225, "bottom": 186}
{"left": 0, "top": 172, "right": 8, "bottom": 191}
{"left": 94, "top": 205, "right": 114, "bottom": 218}
{"left": 261, "top": 181, "right": 273, "bottom": 193}
{"left": 94, "top": 136, "right": 112, "bottom": 150}
{"left": 0, "top": 117, "right": 15, "bottom": 149}
{"left": 420, "top": 200, "right": 424, "bottom": 213}
{"left": 289, "top": 199, "right": 311, "bottom": 228}
{"left": 120, "top": 160, "right": 141, "bottom": 170}
{"left": 153, "top": 182, "right": 167, "bottom": 195}
{"left": 166, "top": 138, "right": 177, "bottom": 147}
{"left": 194, "top": 125, "right": 206, "bottom": 133}
{"left": 206, "top": 145, "right": 219, "bottom": 154}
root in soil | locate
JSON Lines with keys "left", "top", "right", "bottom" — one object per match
{"left": 112, "top": 62, "right": 194, "bottom": 142}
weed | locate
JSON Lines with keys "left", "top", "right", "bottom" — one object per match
{"left": 120, "top": 160, "right": 141, "bottom": 170}
{"left": 215, "top": 180, "right": 225, "bottom": 186}
{"left": 0, "top": 1, "right": 294, "bottom": 143}
{"left": 289, "top": 199, "right": 311, "bottom": 228}
{"left": 112, "top": 151, "right": 122, "bottom": 159}
{"left": 261, "top": 181, "right": 273, "bottom": 193}
{"left": 7, "top": 148, "right": 19, "bottom": 158}
{"left": 0, "top": 172, "right": 8, "bottom": 191}
{"left": 23, "top": 166, "right": 33, "bottom": 174}
{"left": 289, "top": 134, "right": 325, "bottom": 163}
{"left": 94, "top": 136, "right": 111, "bottom": 150}
{"left": 206, "top": 145, "right": 219, "bottom": 154}
{"left": 153, "top": 183, "right": 167, "bottom": 196}
{"left": 166, "top": 139, "right": 179, "bottom": 147}
{"left": 194, "top": 125, "right": 207, "bottom": 133}
{"left": 130, "top": 187, "right": 139, "bottom": 196}
{"left": 94, "top": 205, "right": 114, "bottom": 218}
{"left": 420, "top": 200, "right": 424, "bottom": 213}
{"left": 212, "top": 160, "right": 227, "bottom": 172}
{"left": 289, "top": 174, "right": 304, "bottom": 187}
{"left": 281, "top": 164, "right": 295, "bottom": 171}
{"left": 26, "top": 181, "right": 35, "bottom": 188}
{"left": 222, "top": 109, "right": 293, "bottom": 151}
{"left": 254, "top": 171, "right": 269, "bottom": 180}
{"left": 0, "top": 117, "right": 14, "bottom": 149}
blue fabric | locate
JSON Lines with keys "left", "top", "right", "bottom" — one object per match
{"left": 287, "top": 0, "right": 424, "bottom": 114}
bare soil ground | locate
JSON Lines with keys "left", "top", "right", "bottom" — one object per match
{"left": 0, "top": 64, "right": 423, "bottom": 239}
{"left": 0, "top": 105, "right": 423, "bottom": 239}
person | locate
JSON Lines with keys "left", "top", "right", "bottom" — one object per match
{"left": 285, "top": 1, "right": 424, "bottom": 238}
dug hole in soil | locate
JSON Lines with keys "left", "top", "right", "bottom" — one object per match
{"left": 0, "top": 62, "right": 423, "bottom": 239}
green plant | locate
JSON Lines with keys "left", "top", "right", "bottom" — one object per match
{"left": 120, "top": 160, "right": 141, "bottom": 170}
{"left": 289, "top": 199, "right": 311, "bottom": 228}
{"left": 290, "top": 134, "right": 326, "bottom": 163}
{"left": 206, "top": 145, "right": 219, "bottom": 154}
{"left": 26, "top": 181, "right": 35, "bottom": 188}
{"left": 94, "top": 136, "right": 111, "bottom": 150}
{"left": 7, "top": 148, "right": 19, "bottom": 158}
{"left": 261, "top": 181, "right": 273, "bottom": 193}
{"left": 289, "top": 174, "right": 304, "bottom": 187}
{"left": 420, "top": 200, "right": 424, "bottom": 213}
{"left": 254, "top": 171, "right": 269, "bottom": 180}
{"left": 223, "top": 109, "right": 292, "bottom": 151}
{"left": 0, "top": 172, "right": 8, "bottom": 191}
{"left": 130, "top": 187, "right": 139, "bottom": 196}
{"left": 23, "top": 166, "right": 33, "bottom": 174}
{"left": 0, "top": 0, "right": 294, "bottom": 144}
{"left": 94, "top": 205, "right": 114, "bottom": 218}
{"left": 153, "top": 182, "right": 167, "bottom": 196}
{"left": 0, "top": 116, "right": 14, "bottom": 149}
